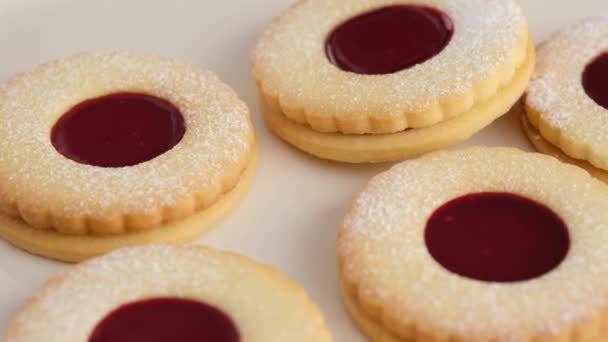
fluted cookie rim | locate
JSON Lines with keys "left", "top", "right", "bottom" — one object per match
{"left": 0, "top": 52, "right": 255, "bottom": 235}
{"left": 525, "top": 18, "right": 608, "bottom": 171}
{"left": 339, "top": 273, "right": 608, "bottom": 342}
{"left": 0, "top": 148, "right": 257, "bottom": 263}
{"left": 6, "top": 245, "right": 332, "bottom": 342}
{"left": 521, "top": 111, "right": 608, "bottom": 183}
{"left": 260, "top": 39, "right": 534, "bottom": 163}
{"left": 252, "top": 0, "right": 529, "bottom": 134}
{"left": 339, "top": 147, "right": 608, "bottom": 341}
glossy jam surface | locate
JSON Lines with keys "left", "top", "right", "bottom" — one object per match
{"left": 425, "top": 192, "right": 570, "bottom": 282}
{"left": 325, "top": 5, "right": 454, "bottom": 75}
{"left": 583, "top": 52, "right": 608, "bottom": 110}
{"left": 51, "top": 93, "right": 186, "bottom": 168}
{"left": 89, "top": 298, "right": 240, "bottom": 342}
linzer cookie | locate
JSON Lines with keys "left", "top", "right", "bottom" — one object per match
{"left": 253, "top": 0, "right": 534, "bottom": 163}
{"left": 0, "top": 52, "right": 256, "bottom": 262}
{"left": 339, "top": 147, "right": 608, "bottom": 341}
{"left": 6, "top": 245, "right": 331, "bottom": 342}
{"left": 524, "top": 18, "right": 608, "bottom": 182}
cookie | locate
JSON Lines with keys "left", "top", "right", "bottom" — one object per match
{"left": 6, "top": 245, "right": 331, "bottom": 342}
{"left": 339, "top": 147, "right": 608, "bottom": 341}
{"left": 524, "top": 18, "right": 608, "bottom": 179}
{"left": 0, "top": 52, "right": 256, "bottom": 261}
{"left": 253, "top": 0, "right": 534, "bottom": 162}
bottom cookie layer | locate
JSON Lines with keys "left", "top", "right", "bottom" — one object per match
{"left": 342, "top": 258, "right": 608, "bottom": 342}
{"left": 340, "top": 275, "right": 405, "bottom": 342}
{"left": 261, "top": 40, "right": 535, "bottom": 163}
{"left": 0, "top": 149, "right": 257, "bottom": 263}
{"left": 521, "top": 113, "right": 608, "bottom": 183}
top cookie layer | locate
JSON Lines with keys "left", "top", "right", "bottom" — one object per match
{"left": 6, "top": 245, "right": 331, "bottom": 342}
{"left": 253, "top": 0, "right": 528, "bottom": 134}
{"left": 526, "top": 18, "right": 608, "bottom": 170}
{"left": 0, "top": 52, "right": 254, "bottom": 235}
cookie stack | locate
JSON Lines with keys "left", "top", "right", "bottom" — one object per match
{"left": 0, "top": 52, "right": 256, "bottom": 262}
{"left": 523, "top": 18, "right": 608, "bottom": 183}
{"left": 339, "top": 147, "right": 608, "bottom": 341}
{"left": 252, "top": 0, "right": 534, "bottom": 162}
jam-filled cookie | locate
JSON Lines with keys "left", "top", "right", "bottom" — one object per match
{"left": 6, "top": 245, "right": 331, "bottom": 342}
{"left": 253, "top": 0, "right": 534, "bottom": 163}
{"left": 0, "top": 52, "right": 256, "bottom": 262}
{"left": 339, "top": 147, "right": 608, "bottom": 341}
{"left": 524, "top": 18, "right": 608, "bottom": 182}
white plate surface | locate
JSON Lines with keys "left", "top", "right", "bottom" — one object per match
{"left": 0, "top": 0, "right": 606, "bottom": 340}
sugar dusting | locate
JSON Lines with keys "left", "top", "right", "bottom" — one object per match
{"left": 339, "top": 147, "right": 608, "bottom": 340}
{"left": 7, "top": 245, "right": 329, "bottom": 341}
{"left": 253, "top": 0, "right": 526, "bottom": 116}
{"left": 526, "top": 18, "right": 608, "bottom": 164}
{"left": 0, "top": 52, "right": 253, "bottom": 217}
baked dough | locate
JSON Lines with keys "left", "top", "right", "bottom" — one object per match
{"left": 525, "top": 18, "right": 608, "bottom": 171}
{"left": 339, "top": 147, "right": 608, "bottom": 341}
{"left": 6, "top": 245, "right": 331, "bottom": 342}
{"left": 521, "top": 111, "right": 608, "bottom": 183}
{"left": 0, "top": 150, "right": 256, "bottom": 263}
{"left": 0, "top": 52, "right": 255, "bottom": 235}
{"left": 253, "top": 0, "right": 530, "bottom": 134}
{"left": 253, "top": 0, "right": 534, "bottom": 162}
{"left": 260, "top": 39, "right": 534, "bottom": 163}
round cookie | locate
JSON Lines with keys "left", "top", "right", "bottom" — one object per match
{"left": 525, "top": 18, "right": 608, "bottom": 175}
{"left": 339, "top": 147, "right": 608, "bottom": 341}
{"left": 253, "top": 0, "right": 534, "bottom": 163}
{"left": 6, "top": 245, "right": 331, "bottom": 342}
{"left": 0, "top": 52, "right": 255, "bottom": 235}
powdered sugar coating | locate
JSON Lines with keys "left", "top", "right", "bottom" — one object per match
{"left": 6, "top": 245, "right": 331, "bottom": 342}
{"left": 0, "top": 52, "right": 254, "bottom": 232}
{"left": 526, "top": 18, "right": 608, "bottom": 170}
{"left": 339, "top": 147, "right": 608, "bottom": 340}
{"left": 253, "top": 0, "right": 528, "bottom": 133}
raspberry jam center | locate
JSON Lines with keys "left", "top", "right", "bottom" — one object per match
{"left": 325, "top": 5, "right": 454, "bottom": 75}
{"left": 51, "top": 93, "right": 185, "bottom": 168}
{"left": 89, "top": 298, "right": 240, "bottom": 342}
{"left": 583, "top": 52, "right": 608, "bottom": 110}
{"left": 425, "top": 192, "right": 569, "bottom": 282}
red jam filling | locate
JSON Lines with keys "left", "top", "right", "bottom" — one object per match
{"left": 425, "top": 192, "right": 570, "bottom": 282}
{"left": 583, "top": 52, "right": 608, "bottom": 110}
{"left": 325, "top": 5, "right": 454, "bottom": 75}
{"left": 89, "top": 298, "right": 240, "bottom": 342}
{"left": 51, "top": 93, "right": 185, "bottom": 168}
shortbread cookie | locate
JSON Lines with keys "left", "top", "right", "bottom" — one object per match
{"left": 525, "top": 18, "right": 608, "bottom": 173}
{"left": 6, "top": 245, "right": 331, "bottom": 342}
{"left": 339, "top": 147, "right": 608, "bottom": 341}
{"left": 0, "top": 52, "right": 255, "bottom": 236}
{"left": 253, "top": 0, "right": 533, "bottom": 162}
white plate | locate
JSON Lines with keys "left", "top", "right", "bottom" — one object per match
{"left": 0, "top": 0, "right": 606, "bottom": 340}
